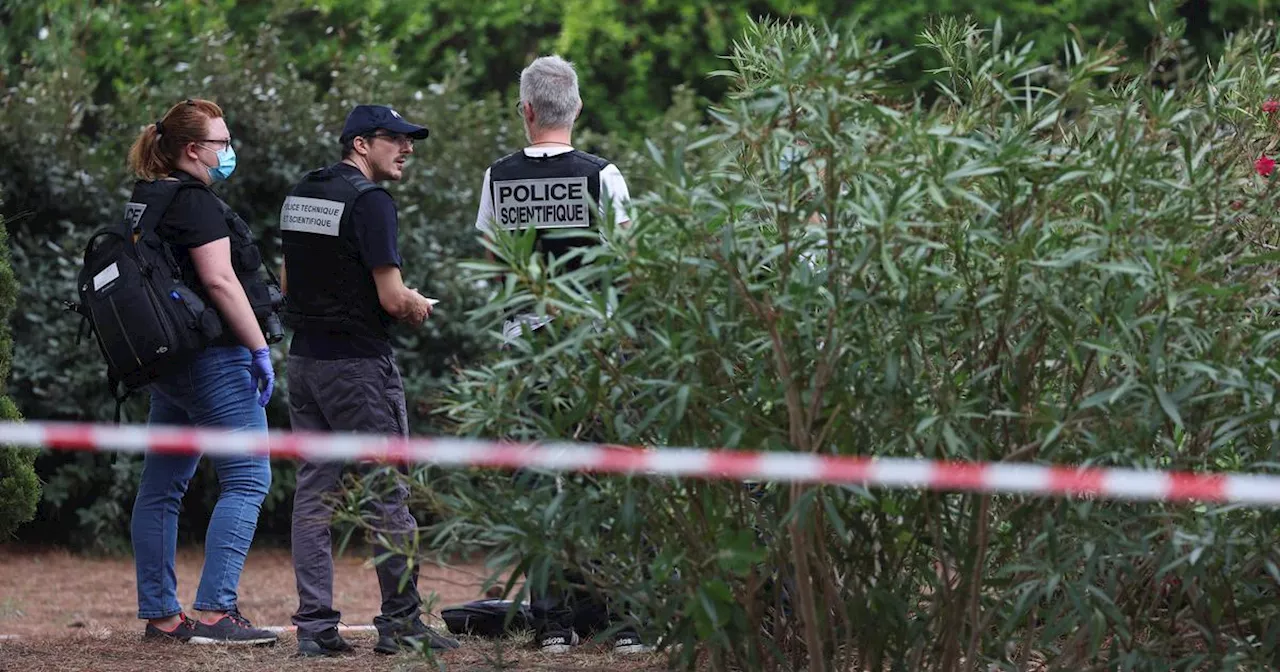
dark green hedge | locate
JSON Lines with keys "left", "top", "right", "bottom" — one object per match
{"left": 0, "top": 216, "right": 36, "bottom": 540}
{"left": 1, "top": 1, "right": 1266, "bottom": 135}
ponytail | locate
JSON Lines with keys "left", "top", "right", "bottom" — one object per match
{"left": 126, "top": 99, "right": 225, "bottom": 181}
{"left": 127, "top": 123, "right": 170, "bottom": 181}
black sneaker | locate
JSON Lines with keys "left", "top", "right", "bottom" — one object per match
{"left": 189, "top": 610, "right": 278, "bottom": 646}
{"left": 373, "top": 619, "right": 460, "bottom": 654}
{"left": 297, "top": 627, "right": 355, "bottom": 657}
{"left": 613, "top": 628, "right": 654, "bottom": 654}
{"left": 143, "top": 613, "right": 196, "bottom": 642}
{"left": 537, "top": 627, "right": 580, "bottom": 653}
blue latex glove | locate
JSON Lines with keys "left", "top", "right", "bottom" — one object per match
{"left": 250, "top": 347, "right": 274, "bottom": 407}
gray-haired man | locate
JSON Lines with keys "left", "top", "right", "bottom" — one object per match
{"left": 474, "top": 54, "right": 632, "bottom": 345}
{"left": 473, "top": 55, "right": 650, "bottom": 655}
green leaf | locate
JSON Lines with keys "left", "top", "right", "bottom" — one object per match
{"left": 943, "top": 164, "right": 1004, "bottom": 182}
{"left": 1155, "top": 385, "right": 1184, "bottom": 428}
{"left": 674, "top": 384, "right": 691, "bottom": 423}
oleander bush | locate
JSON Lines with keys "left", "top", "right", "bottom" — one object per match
{"left": 409, "top": 16, "right": 1280, "bottom": 670}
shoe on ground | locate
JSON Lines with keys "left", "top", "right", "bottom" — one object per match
{"left": 537, "top": 627, "right": 580, "bottom": 653}
{"left": 143, "top": 613, "right": 196, "bottom": 642}
{"left": 189, "top": 609, "right": 278, "bottom": 646}
{"left": 613, "top": 628, "right": 655, "bottom": 654}
{"left": 374, "top": 618, "right": 460, "bottom": 654}
{"left": 296, "top": 626, "right": 355, "bottom": 657}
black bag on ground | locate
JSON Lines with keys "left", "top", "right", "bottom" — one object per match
{"left": 70, "top": 181, "right": 223, "bottom": 415}
{"left": 441, "top": 599, "right": 534, "bottom": 638}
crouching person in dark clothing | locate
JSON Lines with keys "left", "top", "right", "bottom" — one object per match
{"left": 280, "top": 104, "right": 459, "bottom": 657}
{"left": 529, "top": 565, "right": 650, "bottom": 654}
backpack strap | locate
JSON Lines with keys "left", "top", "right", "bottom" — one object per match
{"left": 109, "top": 372, "right": 131, "bottom": 424}
{"left": 64, "top": 299, "right": 91, "bottom": 345}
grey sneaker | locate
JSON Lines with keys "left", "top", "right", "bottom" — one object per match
{"left": 143, "top": 613, "right": 196, "bottom": 643}
{"left": 189, "top": 610, "right": 277, "bottom": 646}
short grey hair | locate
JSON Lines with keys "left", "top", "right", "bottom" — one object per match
{"left": 519, "top": 55, "right": 581, "bottom": 131}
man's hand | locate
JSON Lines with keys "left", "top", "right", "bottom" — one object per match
{"left": 373, "top": 266, "right": 437, "bottom": 326}
{"left": 402, "top": 288, "right": 434, "bottom": 327}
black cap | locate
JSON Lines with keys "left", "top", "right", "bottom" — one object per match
{"left": 339, "top": 105, "right": 429, "bottom": 143}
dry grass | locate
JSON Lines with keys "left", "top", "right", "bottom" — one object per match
{"left": 0, "top": 631, "right": 668, "bottom": 672}
{"left": 0, "top": 544, "right": 491, "bottom": 637}
{"left": 0, "top": 545, "right": 666, "bottom": 670}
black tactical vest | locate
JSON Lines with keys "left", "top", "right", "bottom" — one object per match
{"left": 129, "top": 174, "right": 281, "bottom": 338}
{"left": 488, "top": 149, "right": 609, "bottom": 269}
{"left": 279, "top": 165, "right": 393, "bottom": 340}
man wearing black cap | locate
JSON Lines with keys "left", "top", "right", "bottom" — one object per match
{"left": 280, "top": 104, "right": 458, "bottom": 656}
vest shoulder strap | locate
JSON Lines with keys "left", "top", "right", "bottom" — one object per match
{"left": 488, "top": 150, "right": 525, "bottom": 171}
{"left": 128, "top": 176, "right": 206, "bottom": 239}
{"left": 569, "top": 149, "right": 610, "bottom": 170}
{"left": 338, "top": 170, "right": 385, "bottom": 196}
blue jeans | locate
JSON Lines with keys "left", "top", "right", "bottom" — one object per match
{"left": 131, "top": 346, "right": 271, "bottom": 620}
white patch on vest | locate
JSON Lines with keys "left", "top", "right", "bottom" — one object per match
{"left": 93, "top": 262, "right": 120, "bottom": 291}
{"left": 493, "top": 176, "right": 590, "bottom": 229}
{"left": 280, "top": 196, "right": 345, "bottom": 237}
{"left": 122, "top": 202, "right": 147, "bottom": 232}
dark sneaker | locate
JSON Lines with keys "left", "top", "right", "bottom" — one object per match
{"left": 189, "top": 610, "right": 278, "bottom": 646}
{"left": 374, "top": 619, "right": 460, "bottom": 654}
{"left": 297, "top": 627, "right": 355, "bottom": 657}
{"left": 143, "top": 613, "right": 196, "bottom": 642}
{"left": 537, "top": 627, "right": 580, "bottom": 653}
{"left": 613, "top": 628, "right": 654, "bottom": 654}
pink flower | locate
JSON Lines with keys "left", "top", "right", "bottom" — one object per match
{"left": 1265, "top": 99, "right": 1280, "bottom": 114}
{"left": 1257, "top": 155, "right": 1276, "bottom": 177}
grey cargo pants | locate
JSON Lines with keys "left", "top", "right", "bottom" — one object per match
{"left": 287, "top": 353, "right": 421, "bottom": 638}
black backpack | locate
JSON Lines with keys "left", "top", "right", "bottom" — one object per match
{"left": 69, "top": 181, "right": 223, "bottom": 419}
{"left": 441, "top": 595, "right": 619, "bottom": 639}
{"left": 441, "top": 599, "right": 535, "bottom": 638}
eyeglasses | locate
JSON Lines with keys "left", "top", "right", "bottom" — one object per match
{"left": 368, "top": 132, "right": 414, "bottom": 147}
{"left": 197, "top": 138, "right": 233, "bottom": 151}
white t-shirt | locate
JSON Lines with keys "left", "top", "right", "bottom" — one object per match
{"left": 474, "top": 146, "right": 632, "bottom": 233}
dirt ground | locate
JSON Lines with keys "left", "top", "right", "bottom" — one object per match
{"left": 0, "top": 545, "right": 666, "bottom": 671}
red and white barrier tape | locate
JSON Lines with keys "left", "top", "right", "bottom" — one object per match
{"left": 262, "top": 625, "right": 378, "bottom": 634}
{"left": 5, "top": 421, "right": 1279, "bottom": 504}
